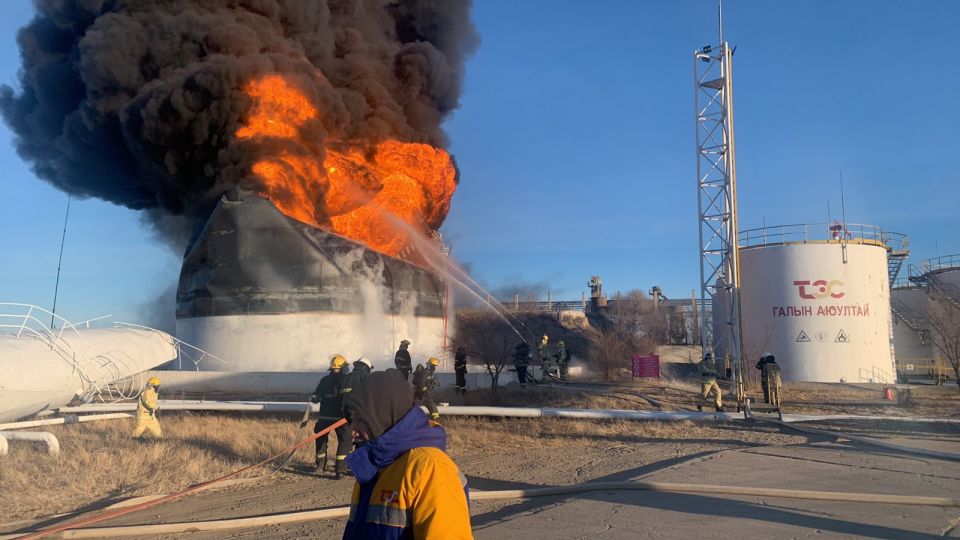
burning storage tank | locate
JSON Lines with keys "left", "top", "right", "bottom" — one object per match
{"left": 736, "top": 223, "right": 902, "bottom": 382}
{"left": 176, "top": 192, "right": 447, "bottom": 372}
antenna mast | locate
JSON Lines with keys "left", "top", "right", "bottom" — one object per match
{"left": 695, "top": 0, "right": 742, "bottom": 370}
{"left": 51, "top": 195, "right": 71, "bottom": 328}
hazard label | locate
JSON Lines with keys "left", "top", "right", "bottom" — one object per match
{"left": 835, "top": 329, "right": 850, "bottom": 343}
{"left": 815, "top": 331, "right": 827, "bottom": 343}
{"left": 796, "top": 330, "right": 811, "bottom": 343}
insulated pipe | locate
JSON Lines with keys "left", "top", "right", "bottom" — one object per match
{"left": 0, "top": 413, "right": 132, "bottom": 431}
{"left": 41, "top": 402, "right": 960, "bottom": 425}
{"left": 0, "top": 431, "right": 59, "bottom": 456}
{"left": 0, "top": 435, "right": 7, "bottom": 457}
{"left": 28, "top": 482, "right": 960, "bottom": 539}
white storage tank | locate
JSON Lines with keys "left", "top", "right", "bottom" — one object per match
{"left": 738, "top": 224, "right": 897, "bottom": 382}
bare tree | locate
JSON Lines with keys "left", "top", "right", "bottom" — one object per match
{"left": 587, "top": 290, "right": 663, "bottom": 380}
{"left": 924, "top": 297, "right": 960, "bottom": 390}
{"left": 452, "top": 311, "right": 518, "bottom": 390}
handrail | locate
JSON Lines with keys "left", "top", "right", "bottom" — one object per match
{"left": 738, "top": 222, "right": 907, "bottom": 251}
{"left": 115, "top": 322, "right": 229, "bottom": 370}
{"left": 922, "top": 253, "right": 960, "bottom": 273}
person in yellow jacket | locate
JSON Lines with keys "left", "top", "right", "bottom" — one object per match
{"left": 132, "top": 377, "right": 162, "bottom": 438}
{"left": 342, "top": 369, "right": 471, "bottom": 539}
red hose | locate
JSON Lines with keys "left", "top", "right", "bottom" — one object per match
{"left": 17, "top": 418, "right": 348, "bottom": 540}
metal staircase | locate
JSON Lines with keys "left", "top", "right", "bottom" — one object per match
{"left": 889, "top": 297, "right": 927, "bottom": 339}
{"left": 883, "top": 232, "right": 910, "bottom": 287}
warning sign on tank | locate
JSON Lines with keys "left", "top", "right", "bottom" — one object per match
{"left": 835, "top": 329, "right": 850, "bottom": 343}
{"left": 796, "top": 330, "right": 811, "bottom": 343}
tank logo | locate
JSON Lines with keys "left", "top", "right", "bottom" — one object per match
{"left": 793, "top": 279, "right": 845, "bottom": 299}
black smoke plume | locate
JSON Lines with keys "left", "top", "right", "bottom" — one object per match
{"left": 1, "top": 0, "right": 478, "bottom": 248}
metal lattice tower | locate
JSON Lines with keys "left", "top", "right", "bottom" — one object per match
{"left": 694, "top": 24, "right": 742, "bottom": 369}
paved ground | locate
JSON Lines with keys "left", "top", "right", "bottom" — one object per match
{"left": 27, "top": 418, "right": 953, "bottom": 540}
{"left": 470, "top": 440, "right": 960, "bottom": 539}
{"left": 4, "top": 383, "right": 958, "bottom": 539}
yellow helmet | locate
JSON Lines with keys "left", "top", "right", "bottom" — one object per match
{"left": 541, "top": 335, "right": 549, "bottom": 343}
{"left": 329, "top": 354, "right": 347, "bottom": 370}
{"left": 147, "top": 376, "right": 161, "bottom": 387}
{"left": 428, "top": 357, "right": 440, "bottom": 367}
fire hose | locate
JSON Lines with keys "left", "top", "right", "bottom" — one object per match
{"left": 13, "top": 418, "right": 348, "bottom": 540}
{"left": 15, "top": 480, "right": 960, "bottom": 538}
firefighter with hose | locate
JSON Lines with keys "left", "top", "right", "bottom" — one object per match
{"left": 412, "top": 357, "right": 441, "bottom": 422}
{"left": 304, "top": 354, "right": 352, "bottom": 479}
{"left": 131, "top": 376, "right": 162, "bottom": 439}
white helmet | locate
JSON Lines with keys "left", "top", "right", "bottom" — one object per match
{"left": 355, "top": 357, "right": 373, "bottom": 369}
{"left": 762, "top": 351, "right": 772, "bottom": 359}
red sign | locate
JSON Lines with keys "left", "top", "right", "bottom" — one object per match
{"left": 632, "top": 355, "right": 660, "bottom": 378}
{"left": 793, "top": 279, "right": 845, "bottom": 299}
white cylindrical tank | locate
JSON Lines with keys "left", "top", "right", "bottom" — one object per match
{"left": 738, "top": 225, "right": 895, "bottom": 382}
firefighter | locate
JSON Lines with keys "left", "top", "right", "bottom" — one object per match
{"left": 555, "top": 340, "right": 570, "bottom": 381}
{"left": 308, "top": 354, "right": 351, "bottom": 479}
{"left": 412, "top": 357, "right": 441, "bottom": 422}
{"left": 341, "top": 370, "right": 471, "bottom": 538}
{"left": 697, "top": 353, "right": 723, "bottom": 412}
{"left": 132, "top": 377, "right": 162, "bottom": 438}
{"left": 514, "top": 341, "right": 531, "bottom": 387}
{"left": 756, "top": 352, "right": 775, "bottom": 404}
{"left": 394, "top": 339, "right": 413, "bottom": 380}
{"left": 454, "top": 346, "right": 468, "bottom": 395}
{"left": 761, "top": 354, "right": 783, "bottom": 408}
{"left": 538, "top": 334, "right": 554, "bottom": 382}
{"left": 341, "top": 357, "right": 373, "bottom": 398}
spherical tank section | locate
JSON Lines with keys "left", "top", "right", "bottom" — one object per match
{"left": 738, "top": 224, "right": 896, "bottom": 383}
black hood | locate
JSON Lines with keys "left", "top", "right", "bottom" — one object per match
{"left": 343, "top": 369, "right": 414, "bottom": 439}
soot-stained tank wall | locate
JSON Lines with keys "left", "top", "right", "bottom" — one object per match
{"left": 177, "top": 193, "right": 444, "bottom": 319}
{"left": 175, "top": 193, "right": 446, "bottom": 371}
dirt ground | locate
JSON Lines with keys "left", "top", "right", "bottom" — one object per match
{"left": 1, "top": 380, "right": 958, "bottom": 538}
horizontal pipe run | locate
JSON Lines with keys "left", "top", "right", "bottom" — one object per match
{"left": 0, "top": 431, "right": 59, "bottom": 455}
{"left": 0, "top": 435, "right": 6, "bottom": 457}
{"left": 0, "top": 413, "right": 132, "bottom": 431}
{"left": 37, "top": 402, "right": 960, "bottom": 425}
{"left": 31, "top": 481, "right": 960, "bottom": 538}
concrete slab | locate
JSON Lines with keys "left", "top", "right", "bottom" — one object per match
{"left": 471, "top": 443, "right": 960, "bottom": 539}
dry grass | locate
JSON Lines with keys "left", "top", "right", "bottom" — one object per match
{"left": 0, "top": 413, "right": 321, "bottom": 523}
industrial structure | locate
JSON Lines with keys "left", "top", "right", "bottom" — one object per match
{"left": 175, "top": 191, "right": 447, "bottom": 372}
{"left": 694, "top": 11, "right": 742, "bottom": 375}
{"left": 0, "top": 304, "right": 180, "bottom": 422}
{"left": 735, "top": 224, "right": 908, "bottom": 383}
{"left": 891, "top": 254, "right": 960, "bottom": 382}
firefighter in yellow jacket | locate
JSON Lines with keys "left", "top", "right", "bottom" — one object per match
{"left": 342, "top": 369, "right": 472, "bottom": 539}
{"left": 132, "top": 377, "right": 162, "bottom": 438}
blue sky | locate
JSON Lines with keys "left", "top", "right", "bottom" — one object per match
{"left": 1, "top": 1, "right": 958, "bottom": 324}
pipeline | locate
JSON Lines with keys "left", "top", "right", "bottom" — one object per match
{"left": 14, "top": 418, "right": 347, "bottom": 540}
{"left": 19, "top": 481, "right": 960, "bottom": 538}
{"left": 0, "top": 431, "right": 59, "bottom": 456}
{"left": 43, "top": 401, "right": 960, "bottom": 426}
{"left": 0, "top": 413, "right": 132, "bottom": 431}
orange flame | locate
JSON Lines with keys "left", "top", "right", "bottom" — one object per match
{"left": 235, "top": 75, "right": 456, "bottom": 257}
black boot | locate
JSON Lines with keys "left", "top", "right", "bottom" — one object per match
{"left": 315, "top": 455, "right": 327, "bottom": 473}
{"left": 334, "top": 458, "right": 348, "bottom": 480}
